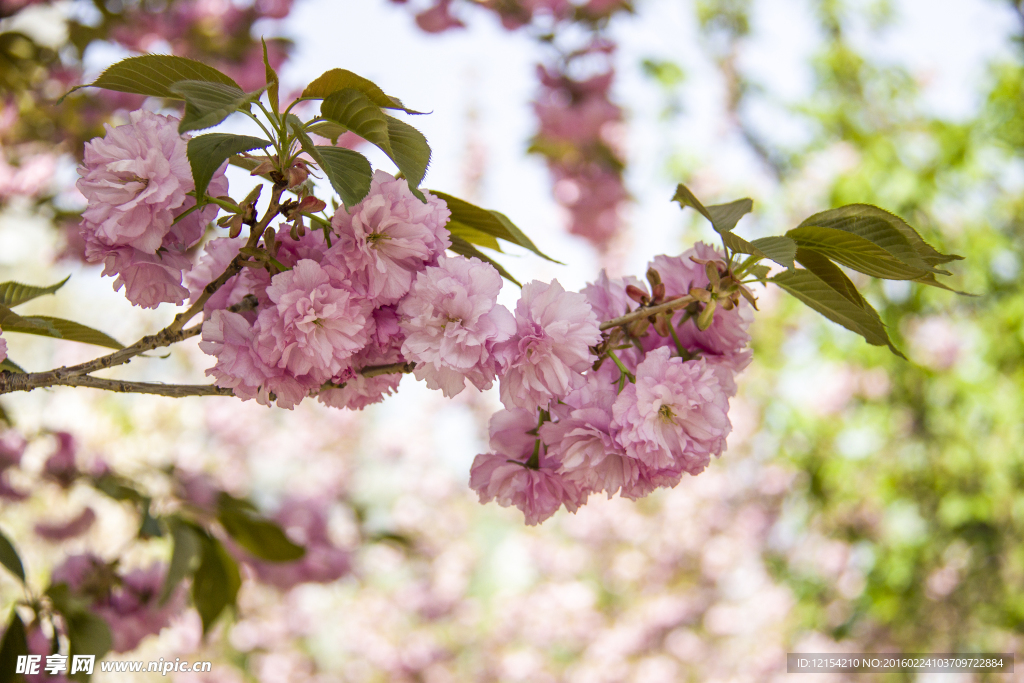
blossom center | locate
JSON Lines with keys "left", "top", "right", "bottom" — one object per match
{"left": 658, "top": 404, "right": 676, "bottom": 423}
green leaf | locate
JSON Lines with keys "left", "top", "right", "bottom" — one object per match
{"left": 747, "top": 264, "right": 772, "bottom": 280}
{"left": 0, "top": 529, "right": 25, "bottom": 583}
{"left": 314, "top": 147, "right": 373, "bottom": 207}
{"left": 4, "top": 316, "right": 123, "bottom": 350}
{"left": 448, "top": 236, "right": 521, "bottom": 287}
{"left": 319, "top": 91, "right": 431, "bottom": 194}
{"left": 772, "top": 267, "right": 904, "bottom": 358}
{"left": 0, "top": 276, "right": 69, "bottom": 308}
{"left": 912, "top": 272, "right": 976, "bottom": 296}
{"left": 787, "top": 225, "right": 930, "bottom": 280}
{"left": 706, "top": 198, "right": 753, "bottom": 233}
{"left": 0, "top": 610, "right": 28, "bottom": 683}
{"left": 750, "top": 236, "right": 797, "bottom": 269}
{"left": 0, "top": 402, "right": 11, "bottom": 427}
{"left": 262, "top": 38, "right": 279, "bottom": 115}
{"left": 447, "top": 222, "right": 501, "bottom": 251}
{"left": 161, "top": 519, "right": 202, "bottom": 604}
{"left": 0, "top": 306, "right": 57, "bottom": 336}
{"left": 302, "top": 68, "right": 423, "bottom": 113}
{"left": 672, "top": 184, "right": 753, "bottom": 234}
{"left": 170, "top": 80, "right": 259, "bottom": 134}
{"left": 721, "top": 231, "right": 766, "bottom": 259}
{"left": 306, "top": 120, "right": 351, "bottom": 144}
{"left": 60, "top": 54, "right": 239, "bottom": 103}
{"left": 217, "top": 494, "right": 304, "bottom": 562}
{"left": 793, "top": 248, "right": 865, "bottom": 307}
{"left": 187, "top": 133, "right": 272, "bottom": 199}
{"left": 795, "top": 204, "right": 958, "bottom": 273}
{"left": 429, "top": 192, "right": 559, "bottom": 263}
{"left": 66, "top": 610, "right": 112, "bottom": 659}
{"left": 0, "top": 359, "right": 24, "bottom": 374}
{"left": 383, "top": 114, "right": 431, "bottom": 193}
{"left": 192, "top": 535, "right": 241, "bottom": 634}
{"left": 320, "top": 89, "right": 391, "bottom": 151}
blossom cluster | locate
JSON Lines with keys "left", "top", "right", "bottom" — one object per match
{"left": 77, "top": 110, "right": 753, "bottom": 526}
{"left": 76, "top": 110, "right": 228, "bottom": 309}
{"left": 470, "top": 243, "right": 752, "bottom": 524}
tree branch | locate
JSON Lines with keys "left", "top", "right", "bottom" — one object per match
{"left": 599, "top": 295, "right": 696, "bottom": 331}
{"left": 51, "top": 376, "right": 234, "bottom": 397}
{"left": 359, "top": 362, "right": 416, "bottom": 378}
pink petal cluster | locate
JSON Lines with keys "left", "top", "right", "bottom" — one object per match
{"left": 498, "top": 279, "right": 602, "bottom": 411}
{"left": 34, "top": 507, "right": 96, "bottom": 542}
{"left": 318, "top": 306, "right": 405, "bottom": 411}
{"left": 469, "top": 408, "right": 584, "bottom": 526}
{"left": 77, "top": 110, "right": 228, "bottom": 308}
{"left": 612, "top": 347, "right": 731, "bottom": 476}
{"left": 239, "top": 497, "right": 351, "bottom": 591}
{"left": 50, "top": 554, "right": 185, "bottom": 653}
{"left": 398, "top": 255, "right": 515, "bottom": 397}
{"left": 540, "top": 373, "right": 640, "bottom": 499}
{"left": 331, "top": 170, "right": 451, "bottom": 304}
{"left": 185, "top": 236, "right": 249, "bottom": 313}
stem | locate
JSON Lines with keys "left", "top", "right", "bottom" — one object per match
{"left": 242, "top": 109, "right": 278, "bottom": 154}
{"left": 599, "top": 295, "right": 696, "bottom": 331}
{"left": 359, "top": 362, "right": 416, "bottom": 378}
{"left": 668, "top": 311, "right": 696, "bottom": 361}
{"left": 606, "top": 349, "right": 634, "bottom": 383}
{"left": 51, "top": 377, "right": 233, "bottom": 398}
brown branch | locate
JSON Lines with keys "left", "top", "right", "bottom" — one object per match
{"left": 51, "top": 376, "right": 233, "bottom": 397}
{"left": 598, "top": 295, "right": 696, "bottom": 331}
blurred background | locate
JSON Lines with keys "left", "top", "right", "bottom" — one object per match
{"left": 0, "top": 0, "right": 1022, "bottom": 680}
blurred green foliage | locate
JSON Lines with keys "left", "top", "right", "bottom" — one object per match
{"left": 693, "top": 0, "right": 1024, "bottom": 665}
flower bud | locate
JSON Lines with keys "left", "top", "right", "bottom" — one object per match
{"left": 689, "top": 287, "right": 711, "bottom": 304}
{"left": 286, "top": 160, "right": 311, "bottom": 188}
{"left": 625, "top": 284, "right": 648, "bottom": 305}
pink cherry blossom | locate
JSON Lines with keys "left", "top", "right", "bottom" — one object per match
{"left": 581, "top": 270, "right": 644, "bottom": 322}
{"left": 77, "top": 110, "right": 193, "bottom": 254}
{"left": 258, "top": 260, "right": 371, "bottom": 382}
{"left": 399, "top": 255, "right": 516, "bottom": 397}
{"left": 498, "top": 279, "right": 602, "bottom": 411}
{"left": 318, "top": 308, "right": 406, "bottom": 411}
{"left": 612, "top": 347, "right": 731, "bottom": 476}
{"left": 43, "top": 431, "right": 78, "bottom": 488}
{"left": 469, "top": 408, "right": 584, "bottom": 526}
{"left": 93, "top": 246, "right": 193, "bottom": 309}
{"left": 186, "top": 236, "right": 249, "bottom": 313}
{"left": 541, "top": 373, "right": 640, "bottom": 498}
{"left": 329, "top": 170, "right": 451, "bottom": 304}
{"left": 200, "top": 309, "right": 278, "bottom": 404}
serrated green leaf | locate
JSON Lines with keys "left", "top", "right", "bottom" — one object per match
{"left": 0, "top": 306, "right": 57, "bottom": 335}
{"left": 262, "top": 38, "right": 279, "bottom": 115}
{"left": 787, "top": 225, "right": 929, "bottom": 280}
{"left": 187, "top": 133, "right": 272, "bottom": 199}
{"left": 217, "top": 494, "right": 304, "bottom": 562}
{"left": 0, "top": 359, "right": 24, "bottom": 374}
{"left": 796, "top": 204, "right": 957, "bottom": 273}
{"left": 721, "top": 231, "right": 766, "bottom": 258}
{"left": 170, "top": 80, "right": 258, "bottom": 134}
{"left": 0, "top": 610, "right": 28, "bottom": 683}
{"left": 314, "top": 146, "right": 372, "bottom": 207}
{"left": 0, "top": 528, "right": 25, "bottom": 583}
{"left": 750, "top": 236, "right": 797, "bottom": 269}
{"left": 912, "top": 272, "right": 976, "bottom": 296}
{"left": 320, "top": 89, "right": 391, "bottom": 151}
{"left": 383, "top": 114, "right": 431, "bottom": 193}
{"left": 772, "top": 268, "right": 904, "bottom": 358}
{"left": 747, "top": 264, "right": 771, "bottom": 280}
{"left": 161, "top": 519, "right": 202, "bottom": 604}
{"left": 60, "top": 54, "right": 239, "bottom": 104}
{"left": 302, "top": 68, "right": 423, "bottom": 113}
{"left": 448, "top": 236, "right": 522, "bottom": 287}
{"left": 448, "top": 222, "right": 502, "bottom": 251}
{"left": 428, "top": 192, "right": 559, "bottom": 262}
{"left": 5, "top": 316, "right": 123, "bottom": 350}
{"left": 0, "top": 276, "right": 69, "bottom": 308}
{"left": 192, "top": 535, "right": 240, "bottom": 634}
